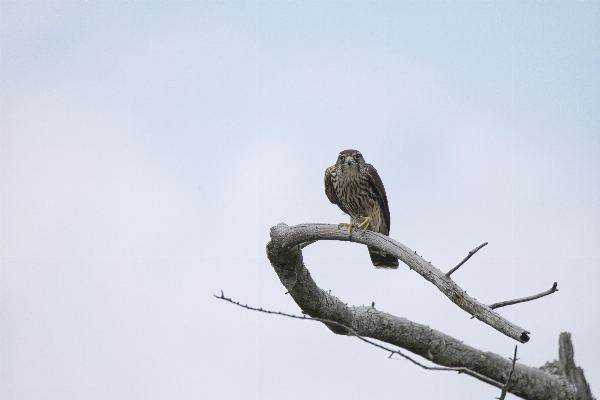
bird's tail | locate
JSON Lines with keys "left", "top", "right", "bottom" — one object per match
{"left": 368, "top": 246, "right": 399, "bottom": 269}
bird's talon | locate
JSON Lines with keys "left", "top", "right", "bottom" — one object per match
{"left": 338, "top": 222, "right": 356, "bottom": 237}
{"left": 357, "top": 216, "right": 371, "bottom": 231}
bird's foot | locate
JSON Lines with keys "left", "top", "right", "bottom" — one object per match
{"left": 357, "top": 216, "right": 370, "bottom": 231}
{"left": 338, "top": 221, "right": 357, "bottom": 237}
{"left": 339, "top": 216, "right": 370, "bottom": 236}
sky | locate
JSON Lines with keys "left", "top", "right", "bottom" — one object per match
{"left": 1, "top": 2, "right": 599, "bottom": 399}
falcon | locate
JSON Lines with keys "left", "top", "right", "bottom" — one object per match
{"left": 324, "top": 149, "right": 399, "bottom": 269}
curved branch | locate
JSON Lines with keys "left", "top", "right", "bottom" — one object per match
{"left": 265, "top": 223, "right": 576, "bottom": 400}
{"left": 272, "top": 223, "right": 530, "bottom": 343}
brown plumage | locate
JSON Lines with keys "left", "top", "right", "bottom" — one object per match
{"left": 324, "top": 149, "right": 399, "bottom": 269}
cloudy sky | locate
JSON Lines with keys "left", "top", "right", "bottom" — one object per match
{"left": 2, "top": 2, "right": 599, "bottom": 399}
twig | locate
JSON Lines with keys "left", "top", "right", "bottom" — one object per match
{"left": 489, "top": 282, "right": 558, "bottom": 310}
{"left": 214, "top": 290, "right": 312, "bottom": 320}
{"left": 498, "top": 346, "right": 519, "bottom": 400}
{"left": 214, "top": 291, "right": 504, "bottom": 389}
{"left": 445, "top": 242, "right": 488, "bottom": 278}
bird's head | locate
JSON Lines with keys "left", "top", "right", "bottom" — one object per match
{"left": 336, "top": 149, "right": 365, "bottom": 172}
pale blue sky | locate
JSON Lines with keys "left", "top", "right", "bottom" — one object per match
{"left": 2, "top": 2, "right": 599, "bottom": 399}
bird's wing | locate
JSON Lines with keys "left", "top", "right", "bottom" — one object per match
{"left": 366, "top": 163, "right": 391, "bottom": 234}
{"left": 324, "top": 166, "right": 349, "bottom": 215}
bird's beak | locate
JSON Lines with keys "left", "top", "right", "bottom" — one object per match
{"left": 345, "top": 156, "right": 354, "bottom": 166}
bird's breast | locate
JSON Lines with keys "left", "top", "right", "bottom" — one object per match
{"left": 331, "top": 168, "right": 384, "bottom": 233}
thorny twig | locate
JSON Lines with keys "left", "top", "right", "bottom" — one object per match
{"left": 214, "top": 291, "right": 504, "bottom": 389}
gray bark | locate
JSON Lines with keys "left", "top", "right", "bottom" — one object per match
{"left": 266, "top": 222, "right": 595, "bottom": 400}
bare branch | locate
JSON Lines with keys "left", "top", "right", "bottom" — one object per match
{"left": 215, "top": 292, "right": 503, "bottom": 389}
{"left": 270, "top": 223, "right": 530, "bottom": 343}
{"left": 489, "top": 282, "right": 559, "bottom": 310}
{"left": 265, "top": 225, "right": 578, "bottom": 400}
{"left": 445, "top": 242, "right": 488, "bottom": 277}
{"left": 498, "top": 346, "right": 519, "bottom": 400}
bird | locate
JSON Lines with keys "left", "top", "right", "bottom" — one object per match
{"left": 324, "top": 149, "right": 399, "bottom": 269}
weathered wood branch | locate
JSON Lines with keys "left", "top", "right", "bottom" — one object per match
{"left": 273, "top": 223, "right": 531, "bottom": 343}
{"left": 265, "top": 222, "right": 591, "bottom": 399}
{"left": 559, "top": 333, "right": 595, "bottom": 400}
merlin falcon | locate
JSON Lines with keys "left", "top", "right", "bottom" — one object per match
{"left": 324, "top": 149, "right": 399, "bottom": 269}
